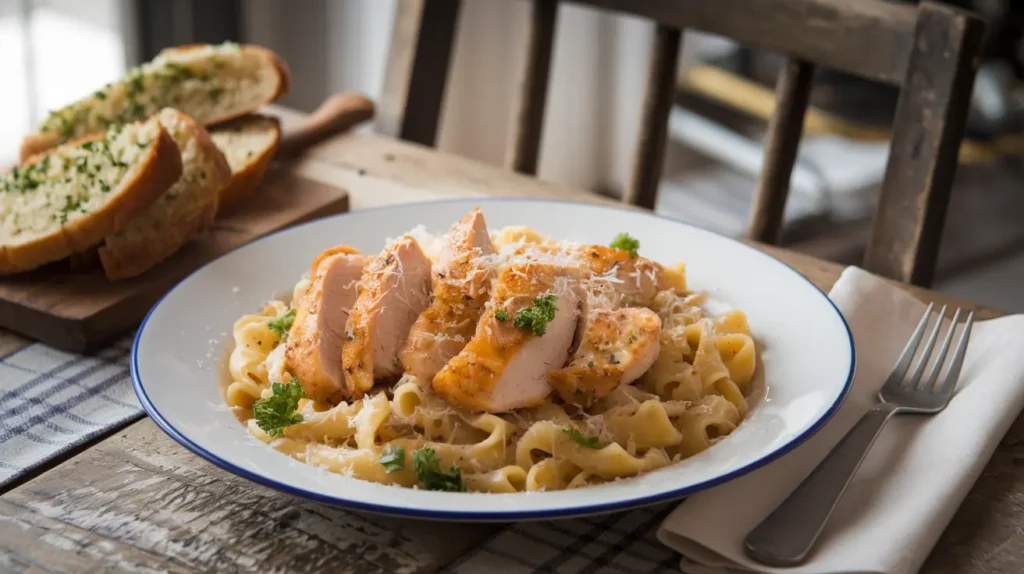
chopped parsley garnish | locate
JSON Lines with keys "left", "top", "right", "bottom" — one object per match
{"left": 495, "top": 309, "right": 508, "bottom": 322}
{"left": 512, "top": 294, "right": 558, "bottom": 336}
{"left": 562, "top": 427, "right": 605, "bottom": 449}
{"left": 126, "top": 70, "right": 145, "bottom": 95}
{"left": 253, "top": 379, "right": 305, "bottom": 437}
{"left": 609, "top": 233, "right": 640, "bottom": 258}
{"left": 379, "top": 444, "right": 406, "bottom": 473}
{"left": 59, "top": 195, "right": 80, "bottom": 223}
{"left": 100, "top": 183, "right": 111, "bottom": 192}
{"left": 587, "top": 361, "right": 595, "bottom": 368}
{"left": 412, "top": 447, "right": 464, "bottom": 491}
{"left": 268, "top": 308, "right": 296, "bottom": 340}
{"left": 94, "top": 89, "right": 107, "bottom": 100}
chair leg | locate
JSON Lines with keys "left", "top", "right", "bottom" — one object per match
{"left": 624, "top": 24, "right": 682, "bottom": 210}
{"left": 377, "top": 0, "right": 461, "bottom": 147}
{"left": 863, "top": 2, "right": 984, "bottom": 286}
{"left": 746, "top": 58, "right": 815, "bottom": 245}
{"left": 505, "top": 0, "right": 558, "bottom": 175}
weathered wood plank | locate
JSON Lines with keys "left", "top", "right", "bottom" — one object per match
{"left": 566, "top": 0, "right": 916, "bottom": 86}
{"left": 623, "top": 25, "right": 682, "bottom": 209}
{"left": 0, "top": 421, "right": 501, "bottom": 574}
{"left": 746, "top": 58, "right": 815, "bottom": 245}
{"left": 863, "top": 3, "right": 985, "bottom": 286}
{"left": 504, "top": 0, "right": 558, "bottom": 175}
{"left": 377, "top": 0, "right": 461, "bottom": 147}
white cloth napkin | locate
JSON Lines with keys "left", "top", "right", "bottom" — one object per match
{"left": 657, "top": 266, "right": 1024, "bottom": 574}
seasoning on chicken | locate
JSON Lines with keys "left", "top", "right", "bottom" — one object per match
{"left": 549, "top": 307, "right": 662, "bottom": 408}
{"left": 401, "top": 208, "right": 495, "bottom": 386}
{"left": 342, "top": 235, "right": 432, "bottom": 399}
{"left": 285, "top": 246, "right": 366, "bottom": 403}
{"left": 432, "top": 262, "right": 582, "bottom": 412}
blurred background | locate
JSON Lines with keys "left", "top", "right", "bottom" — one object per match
{"left": 2, "top": 0, "right": 1021, "bottom": 310}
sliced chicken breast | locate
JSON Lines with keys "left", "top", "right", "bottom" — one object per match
{"left": 549, "top": 307, "right": 662, "bottom": 408}
{"left": 433, "top": 263, "right": 581, "bottom": 412}
{"left": 342, "top": 235, "right": 432, "bottom": 399}
{"left": 285, "top": 246, "right": 366, "bottom": 403}
{"left": 575, "top": 245, "right": 665, "bottom": 308}
{"left": 502, "top": 242, "right": 665, "bottom": 308}
{"left": 401, "top": 208, "right": 495, "bottom": 385}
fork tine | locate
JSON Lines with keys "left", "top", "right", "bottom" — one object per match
{"left": 882, "top": 303, "right": 934, "bottom": 390}
{"left": 936, "top": 310, "right": 975, "bottom": 397}
{"left": 923, "top": 307, "right": 962, "bottom": 391}
{"left": 908, "top": 305, "right": 947, "bottom": 389}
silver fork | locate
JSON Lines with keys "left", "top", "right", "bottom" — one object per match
{"left": 743, "top": 304, "right": 975, "bottom": 567}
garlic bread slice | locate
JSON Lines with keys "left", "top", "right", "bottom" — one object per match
{"left": 0, "top": 118, "right": 182, "bottom": 273}
{"left": 21, "top": 42, "right": 289, "bottom": 161}
{"left": 98, "top": 108, "right": 231, "bottom": 280}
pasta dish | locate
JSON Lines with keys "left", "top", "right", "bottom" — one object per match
{"left": 224, "top": 208, "right": 758, "bottom": 493}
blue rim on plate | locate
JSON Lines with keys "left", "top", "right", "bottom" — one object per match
{"left": 132, "top": 197, "right": 856, "bottom": 521}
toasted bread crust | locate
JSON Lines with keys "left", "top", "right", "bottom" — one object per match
{"left": 19, "top": 133, "right": 61, "bottom": 164}
{"left": 214, "top": 116, "right": 281, "bottom": 212}
{"left": 98, "top": 110, "right": 230, "bottom": 280}
{"left": 98, "top": 199, "right": 217, "bottom": 280}
{"left": 152, "top": 44, "right": 291, "bottom": 131}
{"left": 19, "top": 44, "right": 290, "bottom": 162}
{"left": 0, "top": 126, "right": 183, "bottom": 275}
{"left": 161, "top": 44, "right": 292, "bottom": 109}
{"left": 65, "top": 128, "right": 184, "bottom": 251}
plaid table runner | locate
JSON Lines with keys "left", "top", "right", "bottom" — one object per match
{"left": 443, "top": 503, "right": 682, "bottom": 573}
{"left": 0, "top": 332, "right": 685, "bottom": 572}
{"left": 0, "top": 335, "right": 140, "bottom": 488}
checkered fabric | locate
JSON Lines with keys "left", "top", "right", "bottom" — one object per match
{"left": 0, "top": 334, "right": 688, "bottom": 571}
{"left": 0, "top": 336, "right": 142, "bottom": 488}
{"left": 442, "top": 503, "right": 682, "bottom": 573}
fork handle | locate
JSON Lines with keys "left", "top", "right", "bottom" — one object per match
{"left": 743, "top": 402, "right": 899, "bottom": 566}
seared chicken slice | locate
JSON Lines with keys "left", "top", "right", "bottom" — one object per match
{"left": 575, "top": 245, "right": 665, "bottom": 307}
{"left": 401, "top": 208, "right": 495, "bottom": 385}
{"left": 549, "top": 307, "right": 662, "bottom": 408}
{"left": 285, "top": 246, "right": 366, "bottom": 403}
{"left": 342, "top": 235, "right": 432, "bottom": 399}
{"left": 504, "top": 242, "right": 666, "bottom": 307}
{"left": 433, "top": 263, "right": 581, "bottom": 412}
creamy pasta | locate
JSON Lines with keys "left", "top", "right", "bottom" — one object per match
{"left": 224, "top": 220, "right": 759, "bottom": 493}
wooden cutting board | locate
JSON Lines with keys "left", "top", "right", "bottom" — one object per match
{"left": 0, "top": 93, "right": 374, "bottom": 352}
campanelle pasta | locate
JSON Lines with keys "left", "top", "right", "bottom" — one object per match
{"left": 223, "top": 223, "right": 759, "bottom": 493}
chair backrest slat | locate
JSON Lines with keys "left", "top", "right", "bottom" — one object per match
{"left": 567, "top": 0, "right": 916, "bottom": 86}
{"left": 864, "top": 2, "right": 984, "bottom": 286}
{"left": 746, "top": 58, "right": 816, "bottom": 244}
{"left": 377, "top": 0, "right": 461, "bottom": 147}
{"left": 505, "top": 0, "right": 559, "bottom": 175}
{"left": 379, "top": 0, "right": 985, "bottom": 287}
{"left": 623, "top": 25, "right": 683, "bottom": 210}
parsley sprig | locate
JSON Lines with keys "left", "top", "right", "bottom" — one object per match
{"left": 412, "top": 447, "right": 464, "bottom": 491}
{"left": 268, "top": 308, "right": 296, "bottom": 340}
{"left": 562, "top": 427, "right": 605, "bottom": 450}
{"left": 379, "top": 444, "right": 406, "bottom": 473}
{"left": 512, "top": 294, "right": 557, "bottom": 336}
{"left": 609, "top": 233, "right": 640, "bottom": 258}
{"left": 253, "top": 379, "right": 305, "bottom": 437}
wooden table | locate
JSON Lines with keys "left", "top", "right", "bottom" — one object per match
{"left": 0, "top": 120, "right": 1019, "bottom": 573}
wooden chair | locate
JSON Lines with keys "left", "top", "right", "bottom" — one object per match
{"left": 377, "top": 0, "right": 984, "bottom": 287}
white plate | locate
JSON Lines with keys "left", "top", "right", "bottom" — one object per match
{"left": 132, "top": 198, "right": 854, "bottom": 521}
